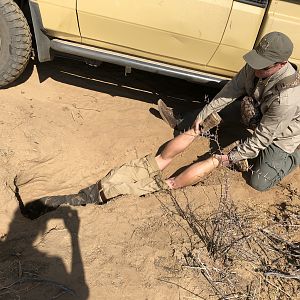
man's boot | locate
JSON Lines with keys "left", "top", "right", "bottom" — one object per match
{"left": 222, "top": 141, "right": 249, "bottom": 172}
{"left": 23, "top": 182, "right": 106, "bottom": 219}
{"left": 201, "top": 111, "right": 222, "bottom": 132}
{"left": 158, "top": 99, "right": 222, "bottom": 132}
{"left": 158, "top": 99, "right": 179, "bottom": 129}
{"left": 29, "top": 182, "right": 106, "bottom": 208}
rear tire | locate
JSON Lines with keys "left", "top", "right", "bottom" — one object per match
{"left": 0, "top": 0, "right": 32, "bottom": 88}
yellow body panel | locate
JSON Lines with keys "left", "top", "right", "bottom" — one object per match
{"left": 208, "top": 2, "right": 266, "bottom": 72}
{"left": 77, "top": 0, "right": 232, "bottom": 66}
{"left": 33, "top": 0, "right": 80, "bottom": 42}
{"left": 256, "top": 0, "right": 300, "bottom": 68}
{"left": 33, "top": 0, "right": 300, "bottom": 78}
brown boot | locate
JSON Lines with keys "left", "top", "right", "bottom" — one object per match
{"left": 201, "top": 112, "right": 222, "bottom": 132}
{"left": 158, "top": 99, "right": 178, "bottom": 129}
{"left": 222, "top": 140, "right": 249, "bottom": 172}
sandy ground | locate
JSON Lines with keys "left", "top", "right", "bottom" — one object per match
{"left": 0, "top": 58, "right": 299, "bottom": 300}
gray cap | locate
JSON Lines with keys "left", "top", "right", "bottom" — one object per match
{"left": 243, "top": 32, "right": 293, "bottom": 69}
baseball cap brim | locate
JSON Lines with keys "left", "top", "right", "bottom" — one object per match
{"left": 243, "top": 49, "right": 275, "bottom": 70}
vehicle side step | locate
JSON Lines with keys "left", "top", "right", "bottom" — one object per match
{"left": 50, "top": 39, "right": 228, "bottom": 85}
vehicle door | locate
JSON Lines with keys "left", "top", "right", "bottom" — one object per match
{"left": 76, "top": 0, "right": 233, "bottom": 69}
{"left": 258, "top": 0, "right": 300, "bottom": 68}
{"left": 208, "top": 0, "right": 268, "bottom": 74}
{"left": 31, "top": 0, "right": 80, "bottom": 42}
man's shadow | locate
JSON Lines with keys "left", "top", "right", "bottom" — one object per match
{"left": 0, "top": 203, "right": 89, "bottom": 300}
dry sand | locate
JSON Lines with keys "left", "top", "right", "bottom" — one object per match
{"left": 0, "top": 58, "right": 299, "bottom": 300}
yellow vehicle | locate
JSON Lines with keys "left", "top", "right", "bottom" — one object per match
{"left": 0, "top": 0, "right": 299, "bottom": 88}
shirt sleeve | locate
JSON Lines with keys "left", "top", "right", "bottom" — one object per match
{"left": 197, "top": 65, "right": 248, "bottom": 122}
{"left": 237, "top": 93, "right": 298, "bottom": 159}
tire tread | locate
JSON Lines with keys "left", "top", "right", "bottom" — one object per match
{"left": 0, "top": 0, "right": 32, "bottom": 87}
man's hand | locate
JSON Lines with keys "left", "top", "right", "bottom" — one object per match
{"left": 192, "top": 118, "right": 203, "bottom": 135}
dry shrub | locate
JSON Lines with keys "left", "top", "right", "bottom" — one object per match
{"left": 160, "top": 174, "right": 300, "bottom": 300}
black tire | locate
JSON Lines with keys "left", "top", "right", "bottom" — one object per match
{"left": 0, "top": 0, "right": 32, "bottom": 88}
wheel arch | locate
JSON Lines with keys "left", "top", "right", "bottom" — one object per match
{"left": 14, "top": 0, "right": 52, "bottom": 62}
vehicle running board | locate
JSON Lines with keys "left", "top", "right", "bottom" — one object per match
{"left": 50, "top": 39, "right": 228, "bottom": 85}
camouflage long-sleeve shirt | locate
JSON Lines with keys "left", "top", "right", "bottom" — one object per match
{"left": 197, "top": 62, "right": 300, "bottom": 160}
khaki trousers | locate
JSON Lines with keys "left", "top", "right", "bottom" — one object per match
{"left": 100, "top": 154, "right": 168, "bottom": 199}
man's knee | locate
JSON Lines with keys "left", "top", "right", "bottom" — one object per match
{"left": 249, "top": 172, "right": 273, "bottom": 192}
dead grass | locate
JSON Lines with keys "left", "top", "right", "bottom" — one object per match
{"left": 158, "top": 171, "right": 300, "bottom": 300}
